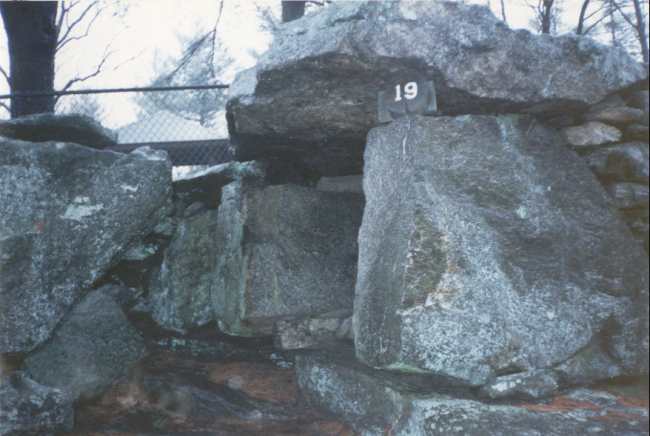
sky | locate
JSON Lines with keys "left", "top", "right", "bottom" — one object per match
{"left": 0, "top": 0, "right": 628, "bottom": 128}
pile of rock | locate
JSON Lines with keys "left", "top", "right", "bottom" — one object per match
{"left": 560, "top": 90, "right": 649, "bottom": 252}
{"left": 0, "top": 117, "right": 168, "bottom": 435}
{"left": 224, "top": 1, "right": 649, "bottom": 434}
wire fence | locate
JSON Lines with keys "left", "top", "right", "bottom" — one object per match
{"left": 0, "top": 85, "right": 233, "bottom": 169}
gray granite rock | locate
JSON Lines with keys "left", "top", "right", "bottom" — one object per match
{"left": 214, "top": 182, "right": 363, "bottom": 336}
{"left": 0, "top": 113, "right": 117, "bottom": 149}
{"left": 147, "top": 207, "right": 219, "bottom": 333}
{"left": 626, "top": 90, "right": 649, "bottom": 125}
{"left": 0, "top": 140, "right": 172, "bottom": 353}
{"left": 625, "top": 123, "right": 650, "bottom": 140}
{"left": 24, "top": 288, "right": 146, "bottom": 402}
{"left": 355, "top": 115, "right": 648, "bottom": 387}
{"left": 227, "top": 1, "right": 644, "bottom": 175}
{"left": 563, "top": 121, "right": 622, "bottom": 147}
{"left": 296, "top": 349, "right": 650, "bottom": 436}
{"left": 0, "top": 372, "right": 73, "bottom": 436}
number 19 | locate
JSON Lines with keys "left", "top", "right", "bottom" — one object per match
{"left": 395, "top": 82, "right": 418, "bottom": 102}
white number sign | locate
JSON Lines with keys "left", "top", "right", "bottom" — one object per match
{"left": 395, "top": 82, "right": 418, "bottom": 102}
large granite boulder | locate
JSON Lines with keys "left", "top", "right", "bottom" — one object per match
{"left": 0, "top": 372, "right": 74, "bottom": 436}
{"left": 296, "top": 349, "right": 650, "bottom": 436}
{"left": 355, "top": 115, "right": 649, "bottom": 387}
{"left": 0, "top": 113, "right": 117, "bottom": 149}
{"left": 214, "top": 182, "right": 363, "bottom": 336}
{"left": 0, "top": 140, "right": 172, "bottom": 353}
{"left": 24, "top": 288, "right": 146, "bottom": 402}
{"left": 227, "top": 1, "right": 645, "bottom": 175}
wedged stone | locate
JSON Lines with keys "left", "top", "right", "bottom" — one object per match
{"left": 584, "top": 94, "right": 645, "bottom": 125}
{"left": 554, "top": 341, "right": 623, "bottom": 386}
{"left": 605, "top": 182, "right": 650, "bottom": 209}
{"left": 274, "top": 310, "right": 352, "bottom": 350}
{"left": 214, "top": 182, "right": 363, "bottom": 336}
{"left": 563, "top": 121, "right": 622, "bottom": 148}
{"left": 173, "top": 160, "right": 267, "bottom": 210}
{"left": 626, "top": 90, "right": 649, "bottom": 125}
{"left": 296, "top": 349, "right": 650, "bottom": 436}
{"left": 585, "top": 142, "right": 649, "bottom": 183}
{"left": 480, "top": 370, "right": 559, "bottom": 401}
{"left": 316, "top": 175, "right": 364, "bottom": 195}
{"left": 227, "top": 1, "right": 644, "bottom": 176}
{"left": 355, "top": 115, "right": 649, "bottom": 387}
{"left": 146, "top": 207, "right": 219, "bottom": 333}
{"left": 0, "top": 372, "right": 73, "bottom": 436}
{"left": 0, "top": 113, "right": 117, "bottom": 149}
{"left": 621, "top": 207, "right": 649, "bottom": 252}
{"left": 24, "top": 288, "right": 146, "bottom": 402}
{"left": 0, "top": 141, "right": 172, "bottom": 353}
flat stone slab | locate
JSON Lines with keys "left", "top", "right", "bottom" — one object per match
{"left": 0, "top": 113, "right": 117, "bottom": 149}
{"left": 296, "top": 349, "right": 650, "bottom": 436}
{"left": 355, "top": 115, "right": 649, "bottom": 387}
{"left": 227, "top": 1, "right": 645, "bottom": 175}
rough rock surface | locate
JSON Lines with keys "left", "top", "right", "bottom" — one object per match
{"left": 24, "top": 288, "right": 146, "bottom": 402}
{"left": 147, "top": 206, "right": 219, "bottom": 333}
{"left": 355, "top": 115, "right": 649, "bottom": 386}
{"left": 214, "top": 182, "right": 363, "bottom": 336}
{"left": 0, "top": 140, "right": 172, "bottom": 353}
{"left": 0, "top": 372, "right": 74, "bottom": 436}
{"left": 605, "top": 182, "right": 650, "bottom": 209}
{"left": 316, "top": 176, "right": 364, "bottom": 194}
{"left": 227, "top": 0, "right": 645, "bottom": 175}
{"left": 0, "top": 113, "right": 117, "bottom": 149}
{"left": 585, "top": 142, "right": 649, "bottom": 183}
{"left": 296, "top": 349, "right": 650, "bottom": 436}
{"left": 274, "top": 310, "right": 352, "bottom": 350}
{"left": 562, "top": 121, "right": 622, "bottom": 147}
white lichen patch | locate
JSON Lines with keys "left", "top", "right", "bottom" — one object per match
{"left": 121, "top": 184, "right": 138, "bottom": 193}
{"left": 62, "top": 196, "right": 104, "bottom": 222}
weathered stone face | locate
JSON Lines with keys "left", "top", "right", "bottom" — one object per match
{"left": 0, "top": 141, "right": 172, "bottom": 353}
{"left": 0, "top": 372, "right": 74, "bottom": 436}
{"left": 0, "top": 113, "right": 117, "bottom": 149}
{"left": 213, "top": 182, "right": 364, "bottom": 337}
{"left": 227, "top": 1, "right": 645, "bottom": 175}
{"left": 354, "top": 115, "right": 649, "bottom": 386}
{"left": 147, "top": 206, "right": 219, "bottom": 333}
{"left": 296, "top": 349, "right": 650, "bottom": 436}
{"left": 24, "top": 288, "right": 146, "bottom": 402}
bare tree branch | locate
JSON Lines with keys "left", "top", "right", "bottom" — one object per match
{"left": 0, "top": 65, "right": 10, "bottom": 87}
{"left": 59, "top": 47, "right": 112, "bottom": 94}
{"left": 57, "top": 2, "right": 102, "bottom": 52}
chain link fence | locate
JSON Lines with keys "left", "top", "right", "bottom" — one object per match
{"left": 0, "top": 85, "right": 233, "bottom": 173}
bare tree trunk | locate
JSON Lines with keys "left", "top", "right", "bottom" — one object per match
{"left": 541, "top": 0, "right": 555, "bottom": 33}
{"left": 282, "top": 1, "right": 306, "bottom": 23}
{"left": 577, "top": 0, "right": 591, "bottom": 34}
{"left": 500, "top": 0, "right": 508, "bottom": 23}
{"left": 0, "top": 2, "right": 58, "bottom": 118}
{"left": 630, "top": 0, "right": 649, "bottom": 71}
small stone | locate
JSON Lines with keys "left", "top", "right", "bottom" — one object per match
{"left": 273, "top": 310, "right": 352, "bottom": 350}
{"left": 605, "top": 182, "right": 650, "bottom": 209}
{"left": 480, "top": 370, "right": 559, "bottom": 400}
{"left": 563, "top": 121, "right": 623, "bottom": 148}
{"left": 0, "top": 372, "right": 73, "bottom": 436}
{"left": 316, "top": 175, "right": 364, "bottom": 194}
{"left": 0, "top": 113, "right": 117, "bottom": 149}
{"left": 584, "top": 142, "right": 649, "bottom": 183}
{"left": 625, "top": 123, "right": 649, "bottom": 141}
{"left": 585, "top": 106, "right": 645, "bottom": 126}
